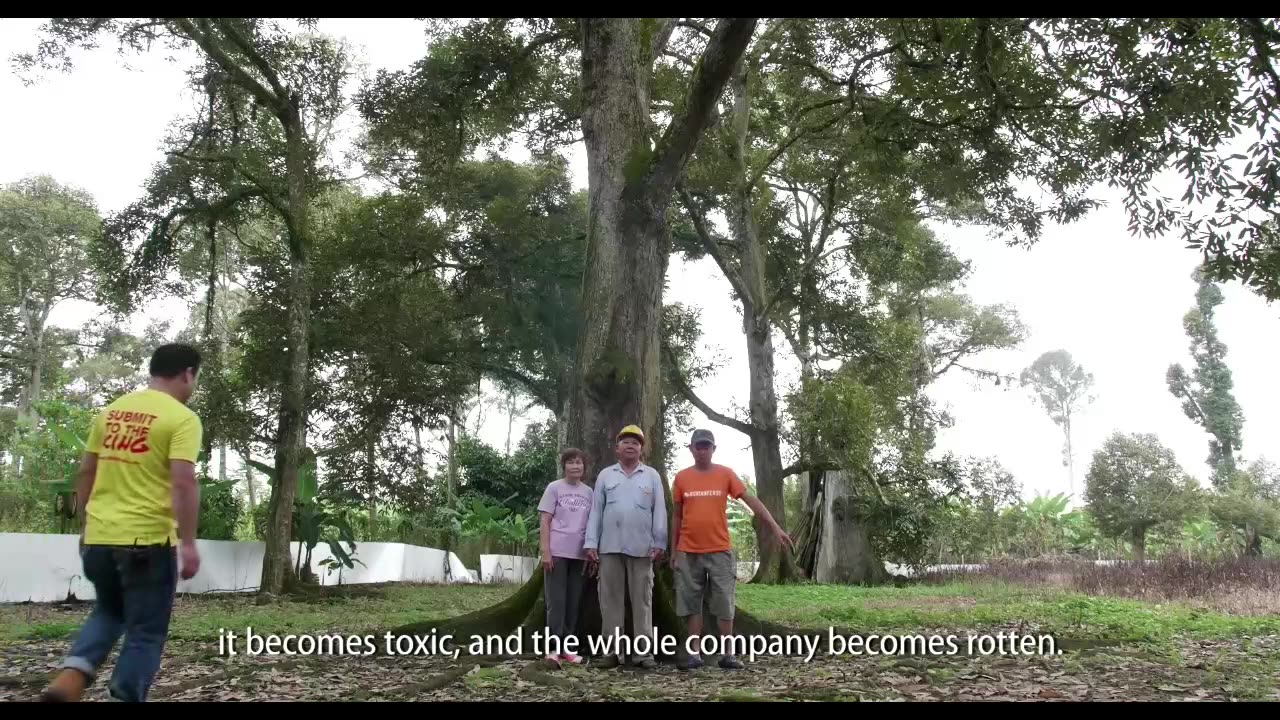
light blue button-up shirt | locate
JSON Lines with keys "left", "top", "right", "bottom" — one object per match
{"left": 584, "top": 462, "right": 667, "bottom": 558}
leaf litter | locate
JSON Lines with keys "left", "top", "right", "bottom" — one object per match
{"left": 2, "top": 632, "right": 1277, "bottom": 701}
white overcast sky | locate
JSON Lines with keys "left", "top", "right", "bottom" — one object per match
{"left": 2, "top": 19, "right": 1277, "bottom": 506}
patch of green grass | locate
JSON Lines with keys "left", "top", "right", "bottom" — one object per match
{"left": 736, "top": 581, "right": 1280, "bottom": 643}
{"left": 1, "top": 583, "right": 516, "bottom": 644}
{"left": 26, "top": 622, "right": 77, "bottom": 640}
{"left": 463, "top": 665, "right": 512, "bottom": 689}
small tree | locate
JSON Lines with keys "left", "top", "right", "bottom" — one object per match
{"left": 1084, "top": 432, "right": 1202, "bottom": 562}
{"left": 1021, "top": 350, "right": 1095, "bottom": 498}
{"left": 1210, "top": 459, "right": 1280, "bottom": 556}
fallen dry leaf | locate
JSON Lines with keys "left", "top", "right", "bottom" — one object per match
{"left": 1038, "top": 688, "right": 1064, "bottom": 698}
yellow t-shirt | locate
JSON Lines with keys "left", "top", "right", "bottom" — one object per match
{"left": 83, "top": 388, "right": 203, "bottom": 546}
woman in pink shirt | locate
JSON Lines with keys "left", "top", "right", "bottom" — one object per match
{"left": 537, "top": 448, "right": 594, "bottom": 666}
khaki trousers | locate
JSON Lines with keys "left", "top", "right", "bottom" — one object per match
{"left": 598, "top": 553, "right": 654, "bottom": 661}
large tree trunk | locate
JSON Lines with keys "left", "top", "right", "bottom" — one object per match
{"left": 388, "top": 18, "right": 756, "bottom": 657}
{"left": 815, "top": 471, "right": 886, "bottom": 584}
{"left": 561, "top": 19, "right": 669, "bottom": 477}
{"left": 261, "top": 107, "right": 311, "bottom": 596}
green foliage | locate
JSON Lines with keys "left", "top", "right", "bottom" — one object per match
{"left": 452, "top": 422, "right": 557, "bottom": 516}
{"left": 1084, "top": 432, "right": 1203, "bottom": 551}
{"left": 0, "top": 175, "right": 102, "bottom": 408}
{"left": 295, "top": 499, "right": 362, "bottom": 581}
{"left": 1166, "top": 268, "right": 1245, "bottom": 485}
{"left": 197, "top": 477, "right": 243, "bottom": 541}
{"left": 357, "top": 19, "right": 580, "bottom": 180}
{"left": 9, "top": 397, "right": 94, "bottom": 489}
{"left": 932, "top": 457, "right": 1023, "bottom": 562}
{"left": 1210, "top": 459, "right": 1280, "bottom": 548}
{"left": 437, "top": 494, "right": 539, "bottom": 557}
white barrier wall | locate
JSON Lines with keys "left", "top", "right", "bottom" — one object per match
{"left": 480, "top": 554, "right": 539, "bottom": 584}
{"left": 0, "top": 533, "right": 477, "bottom": 603}
{"left": 0, "top": 532, "right": 1125, "bottom": 604}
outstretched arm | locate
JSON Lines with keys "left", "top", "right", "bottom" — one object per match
{"left": 741, "top": 493, "right": 793, "bottom": 549}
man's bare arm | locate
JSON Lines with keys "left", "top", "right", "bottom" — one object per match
{"left": 170, "top": 460, "right": 200, "bottom": 544}
{"left": 74, "top": 452, "right": 98, "bottom": 532}
{"left": 741, "top": 493, "right": 793, "bottom": 548}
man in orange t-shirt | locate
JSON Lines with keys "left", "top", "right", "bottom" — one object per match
{"left": 671, "top": 429, "right": 792, "bottom": 670}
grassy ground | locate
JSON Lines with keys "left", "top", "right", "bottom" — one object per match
{"left": 3, "top": 573, "right": 1278, "bottom": 701}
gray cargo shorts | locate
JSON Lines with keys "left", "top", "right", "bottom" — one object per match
{"left": 674, "top": 550, "right": 736, "bottom": 620}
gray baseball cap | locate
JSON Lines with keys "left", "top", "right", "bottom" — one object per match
{"left": 690, "top": 429, "right": 715, "bottom": 446}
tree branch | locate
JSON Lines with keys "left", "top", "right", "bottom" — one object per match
{"left": 760, "top": 171, "right": 840, "bottom": 320}
{"left": 175, "top": 19, "right": 282, "bottom": 113}
{"left": 663, "top": 50, "right": 696, "bottom": 67}
{"left": 931, "top": 338, "right": 977, "bottom": 379}
{"left": 212, "top": 18, "right": 287, "bottom": 103}
{"left": 746, "top": 18, "right": 789, "bottom": 67}
{"left": 745, "top": 102, "right": 852, "bottom": 192}
{"left": 425, "top": 353, "right": 556, "bottom": 413}
{"left": 677, "top": 187, "right": 751, "bottom": 300}
{"left": 662, "top": 341, "right": 754, "bottom": 435}
{"left": 647, "top": 18, "right": 758, "bottom": 195}
{"left": 779, "top": 461, "right": 840, "bottom": 479}
{"left": 676, "top": 20, "right": 713, "bottom": 37}
{"left": 651, "top": 19, "right": 676, "bottom": 59}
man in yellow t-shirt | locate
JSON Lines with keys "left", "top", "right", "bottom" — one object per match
{"left": 42, "top": 343, "right": 204, "bottom": 703}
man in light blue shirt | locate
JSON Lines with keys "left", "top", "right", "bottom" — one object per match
{"left": 584, "top": 424, "right": 666, "bottom": 669}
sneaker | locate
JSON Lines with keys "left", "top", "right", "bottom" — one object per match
{"left": 719, "top": 655, "right": 745, "bottom": 670}
{"left": 594, "top": 655, "right": 621, "bottom": 669}
{"left": 560, "top": 652, "right": 585, "bottom": 665}
{"left": 680, "top": 653, "right": 705, "bottom": 672}
{"left": 633, "top": 656, "right": 658, "bottom": 670}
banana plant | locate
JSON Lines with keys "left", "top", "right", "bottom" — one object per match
{"left": 245, "top": 453, "right": 317, "bottom": 504}
{"left": 296, "top": 502, "right": 362, "bottom": 582}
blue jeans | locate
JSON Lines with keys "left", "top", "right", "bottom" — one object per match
{"left": 60, "top": 544, "right": 178, "bottom": 702}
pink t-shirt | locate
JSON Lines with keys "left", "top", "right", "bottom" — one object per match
{"left": 538, "top": 478, "right": 594, "bottom": 560}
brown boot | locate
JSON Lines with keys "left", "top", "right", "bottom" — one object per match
{"left": 40, "top": 669, "right": 89, "bottom": 702}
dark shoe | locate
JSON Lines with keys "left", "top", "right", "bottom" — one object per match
{"left": 679, "top": 654, "right": 705, "bottom": 672}
{"left": 594, "top": 655, "right": 621, "bottom": 669}
{"left": 719, "top": 655, "right": 744, "bottom": 670}
{"left": 633, "top": 656, "right": 658, "bottom": 670}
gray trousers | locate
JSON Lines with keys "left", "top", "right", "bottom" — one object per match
{"left": 598, "top": 553, "right": 654, "bottom": 661}
{"left": 543, "top": 557, "right": 585, "bottom": 651}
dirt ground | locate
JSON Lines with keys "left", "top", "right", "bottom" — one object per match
{"left": 4, "top": 631, "right": 1278, "bottom": 701}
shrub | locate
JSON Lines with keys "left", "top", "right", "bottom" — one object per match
{"left": 198, "top": 478, "right": 244, "bottom": 540}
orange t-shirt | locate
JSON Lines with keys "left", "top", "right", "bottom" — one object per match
{"left": 672, "top": 464, "right": 746, "bottom": 553}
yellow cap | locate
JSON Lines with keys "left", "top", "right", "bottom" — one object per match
{"left": 616, "top": 424, "right": 645, "bottom": 443}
